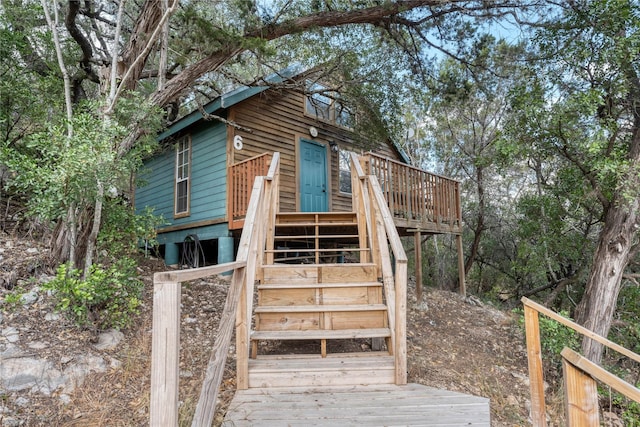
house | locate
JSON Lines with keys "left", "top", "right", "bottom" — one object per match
{"left": 146, "top": 71, "right": 474, "bottom": 425}
{"left": 135, "top": 70, "right": 410, "bottom": 267}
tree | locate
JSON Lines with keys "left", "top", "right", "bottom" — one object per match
{"left": 1, "top": 0, "right": 535, "bottom": 271}
{"left": 507, "top": 0, "right": 640, "bottom": 362}
{"left": 422, "top": 36, "right": 528, "bottom": 279}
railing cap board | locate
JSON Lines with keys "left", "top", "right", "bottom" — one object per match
{"left": 153, "top": 261, "right": 247, "bottom": 283}
{"left": 364, "top": 152, "right": 462, "bottom": 184}
{"left": 266, "top": 152, "right": 281, "bottom": 179}
{"left": 522, "top": 297, "right": 640, "bottom": 365}
{"left": 231, "top": 152, "right": 272, "bottom": 167}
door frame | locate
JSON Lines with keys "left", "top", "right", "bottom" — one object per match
{"left": 297, "top": 137, "right": 331, "bottom": 212}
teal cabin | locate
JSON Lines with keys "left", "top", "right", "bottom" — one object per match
{"left": 135, "top": 72, "right": 413, "bottom": 267}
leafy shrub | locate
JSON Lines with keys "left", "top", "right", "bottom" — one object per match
{"left": 97, "top": 200, "right": 164, "bottom": 260}
{"left": 1, "top": 287, "right": 25, "bottom": 311}
{"left": 43, "top": 258, "right": 143, "bottom": 330}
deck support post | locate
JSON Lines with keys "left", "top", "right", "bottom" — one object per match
{"left": 414, "top": 230, "right": 423, "bottom": 302}
{"left": 218, "top": 236, "right": 234, "bottom": 275}
{"left": 164, "top": 242, "right": 179, "bottom": 267}
{"left": 455, "top": 234, "right": 466, "bottom": 296}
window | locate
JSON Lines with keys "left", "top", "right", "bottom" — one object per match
{"left": 338, "top": 148, "right": 354, "bottom": 194}
{"left": 174, "top": 135, "right": 191, "bottom": 217}
{"left": 305, "top": 82, "right": 355, "bottom": 128}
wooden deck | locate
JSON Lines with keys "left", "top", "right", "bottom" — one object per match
{"left": 223, "top": 383, "right": 490, "bottom": 426}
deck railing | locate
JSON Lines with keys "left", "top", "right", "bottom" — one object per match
{"left": 522, "top": 297, "right": 640, "bottom": 426}
{"left": 351, "top": 153, "right": 408, "bottom": 385}
{"left": 362, "top": 153, "right": 461, "bottom": 233}
{"left": 228, "top": 152, "right": 273, "bottom": 230}
{"left": 150, "top": 153, "right": 280, "bottom": 427}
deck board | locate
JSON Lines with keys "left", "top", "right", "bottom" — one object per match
{"left": 223, "top": 383, "right": 490, "bottom": 426}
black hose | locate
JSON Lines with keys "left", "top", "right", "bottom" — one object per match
{"left": 181, "top": 234, "right": 204, "bottom": 268}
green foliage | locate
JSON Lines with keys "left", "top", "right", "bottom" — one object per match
{"left": 97, "top": 200, "right": 164, "bottom": 261}
{"left": 43, "top": 259, "right": 143, "bottom": 331}
{"left": 1, "top": 287, "right": 25, "bottom": 311}
{"left": 621, "top": 400, "right": 640, "bottom": 426}
{"left": 4, "top": 110, "right": 124, "bottom": 220}
{"left": 598, "top": 384, "right": 640, "bottom": 426}
{"left": 609, "top": 284, "right": 640, "bottom": 354}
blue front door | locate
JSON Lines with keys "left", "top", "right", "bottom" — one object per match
{"left": 300, "top": 139, "right": 328, "bottom": 212}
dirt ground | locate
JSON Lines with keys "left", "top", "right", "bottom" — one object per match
{"left": 1, "top": 231, "right": 561, "bottom": 426}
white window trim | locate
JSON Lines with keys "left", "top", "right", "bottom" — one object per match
{"left": 338, "top": 147, "right": 355, "bottom": 195}
{"left": 174, "top": 135, "right": 191, "bottom": 218}
{"left": 304, "top": 82, "right": 355, "bottom": 130}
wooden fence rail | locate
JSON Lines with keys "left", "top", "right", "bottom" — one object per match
{"left": 522, "top": 297, "right": 640, "bottom": 427}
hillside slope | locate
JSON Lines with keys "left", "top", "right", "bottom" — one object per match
{"left": 1, "top": 231, "right": 553, "bottom": 426}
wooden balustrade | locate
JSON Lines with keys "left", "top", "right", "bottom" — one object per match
{"left": 522, "top": 297, "right": 640, "bottom": 427}
{"left": 228, "top": 152, "right": 272, "bottom": 230}
{"left": 351, "top": 153, "right": 408, "bottom": 385}
{"left": 362, "top": 153, "right": 461, "bottom": 233}
{"left": 150, "top": 153, "right": 280, "bottom": 426}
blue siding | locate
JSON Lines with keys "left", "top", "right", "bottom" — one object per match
{"left": 135, "top": 121, "right": 229, "bottom": 245}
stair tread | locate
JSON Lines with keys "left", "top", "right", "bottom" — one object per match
{"left": 255, "top": 304, "right": 387, "bottom": 313}
{"left": 249, "top": 354, "right": 394, "bottom": 370}
{"left": 276, "top": 212, "right": 357, "bottom": 218}
{"left": 251, "top": 328, "right": 391, "bottom": 340}
{"left": 275, "top": 221, "right": 357, "bottom": 227}
{"left": 267, "top": 247, "right": 368, "bottom": 253}
{"left": 263, "top": 262, "right": 377, "bottom": 268}
{"left": 273, "top": 234, "right": 359, "bottom": 239}
{"left": 258, "top": 282, "right": 382, "bottom": 289}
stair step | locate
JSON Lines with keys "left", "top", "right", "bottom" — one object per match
{"left": 258, "top": 281, "right": 382, "bottom": 289}
{"left": 251, "top": 328, "right": 391, "bottom": 341}
{"left": 259, "top": 284, "right": 383, "bottom": 306}
{"left": 255, "top": 304, "right": 387, "bottom": 313}
{"left": 276, "top": 212, "right": 358, "bottom": 225}
{"left": 248, "top": 354, "right": 395, "bottom": 388}
{"left": 273, "top": 234, "right": 359, "bottom": 240}
{"left": 262, "top": 263, "right": 378, "bottom": 284}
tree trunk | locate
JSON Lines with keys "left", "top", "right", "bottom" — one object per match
{"left": 576, "top": 200, "right": 639, "bottom": 363}
{"left": 464, "top": 165, "right": 484, "bottom": 275}
{"left": 83, "top": 180, "right": 104, "bottom": 279}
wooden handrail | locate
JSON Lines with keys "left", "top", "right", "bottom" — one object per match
{"left": 351, "top": 153, "right": 408, "bottom": 385}
{"left": 562, "top": 348, "right": 640, "bottom": 403}
{"left": 522, "top": 297, "right": 640, "bottom": 427}
{"left": 150, "top": 153, "right": 280, "bottom": 427}
{"left": 366, "top": 152, "right": 460, "bottom": 183}
{"left": 523, "top": 297, "right": 640, "bottom": 364}
{"left": 153, "top": 261, "right": 245, "bottom": 283}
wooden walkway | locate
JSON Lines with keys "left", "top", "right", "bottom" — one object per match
{"left": 222, "top": 383, "right": 490, "bottom": 426}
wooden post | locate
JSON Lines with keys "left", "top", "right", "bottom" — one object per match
{"left": 562, "top": 357, "right": 599, "bottom": 426}
{"left": 395, "top": 260, "right": 408, "bottom": 385}
{"left": 150, "top": 280, "right": 181, "bottom": 427}
{"left": 523, "top": 305, "right": 547, "bottom": 427}
{"left": 456, "top": 234, "right": 466, "bottom": 296}
{"left": 414, "top": 230, "right": 422, "bottom": 302}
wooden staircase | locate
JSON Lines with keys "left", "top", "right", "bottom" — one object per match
{"left": 150, "top": 153, "right": 412, "bottom": 425}
{"left": 246, "top": 211, "right": 396, "bottom": 388}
